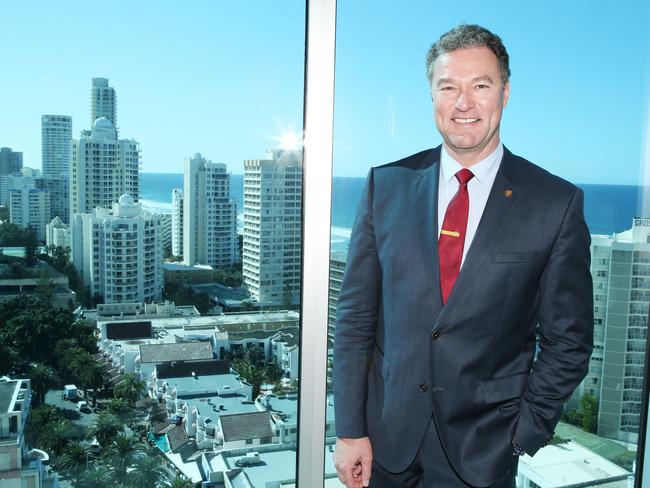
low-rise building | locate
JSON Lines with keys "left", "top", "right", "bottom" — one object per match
{"left": 0, "top": 260, "right": 75, "bottom": 308}
{"left": 45, "top": 217, "right": 70, "bottom": 250}
{"left": 0, "top": 376, "right": 59, "bottom": 487}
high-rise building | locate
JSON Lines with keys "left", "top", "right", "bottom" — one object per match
{"left": 0, "top": 147, "right": 23, "bottom": 176}
{"left": 243, "top": 149, "right": 302, "bottom": 306}
{"left": 41, "top": 114, "right": 72, "bottom": 178}
{"left": 159, "top": 212, "right": 172, "bottom": 254}
{"left": 328, "top": 252, "right": 347, "bottom": 342}
{"left": 90, "top": 77, "right": 117, "bottom": 128}
{"left": 71, "top": 194, "right": 163, "bottom": 304}
{"left": 583, "top": 218, "right": 650, "bottom": 444}
{"left": 70, "top": 117, "right": 139, "bottom": 217}
{"left": 172, "top": 188, "right": 184, "bottom": 257}
{"left": 0, "top": 174, "right": 34, "bottom": 207}
{"left": 183, "top": 154, "right": 238, "bottom": 268}
{"left": 9, "top": 181, "right": 50, "bottom": 242}
{"left": 36, "top": 176, "right": 69, "bottom": 224}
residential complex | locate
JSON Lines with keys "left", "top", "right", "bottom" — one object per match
{"left": 0, "top": 376, "right": 59, "bottom": 487}
{"left": 243, "top": 149, "right": 302, "bottom": 306}
{"left": 171, "top": 188, "right": 183, "bottom": 257}
{"left": 9, "top": 183, "right": 50, "bottom": 241}
{"left": 581, "top": 218, "right": 650, "bottom": 444}
{"left": 0, "top": 147, "right": 23, "bottom": 176}
{"left": 90, "top": 77, "right": 117, "bottom": 129}
{"left": 41, "top": 115, "right": 72, "bottom": 178}
{"left": 71, "top": 194, "right": 163, "bottom": 304}
{"left": 70, "top": 117, "right": 140, "bottom": 217}
{"left": 46, "top": 216, "right": 71, "bottom": 250}
{"left": 182, "top": 154, "right": 238, "bottom": 268}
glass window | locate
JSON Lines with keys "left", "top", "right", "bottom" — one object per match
{"left": 1, "top": 2, "right": 306, "bottom": 487}
{"left": 328, "top": 2, "right": 650, "bottom": 487}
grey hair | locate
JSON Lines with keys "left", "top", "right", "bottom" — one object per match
{"left": 425, "top": 24, "right": 510, "bottom": 86}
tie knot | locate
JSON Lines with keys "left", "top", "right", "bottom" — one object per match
{"left": 455, "top": 168, "right": 474, "bottom": 185}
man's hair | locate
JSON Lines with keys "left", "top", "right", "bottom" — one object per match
{"left": 425, "top": 24, "right": 510, "bottom": 86}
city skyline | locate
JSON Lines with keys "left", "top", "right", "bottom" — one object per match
{"left": 1, "top": 1, "right": 649, "bottom": 184}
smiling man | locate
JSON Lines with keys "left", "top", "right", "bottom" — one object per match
{"left": 333, "top": 24, "right": 593, "bottom": 488}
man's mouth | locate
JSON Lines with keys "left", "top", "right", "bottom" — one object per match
{"left": 452, "top": 118, "right": 480, "bottom": 124}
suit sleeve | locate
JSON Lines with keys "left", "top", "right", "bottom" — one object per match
{"left": 333, "top": 168, "right": 381, "bottom": 438}
{"left": 513, "top": 187, "right": 594, "bottom": 455}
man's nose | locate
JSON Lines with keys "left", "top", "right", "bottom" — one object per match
{"left": 454, "top": 90, "right": 473, "bottom": 111}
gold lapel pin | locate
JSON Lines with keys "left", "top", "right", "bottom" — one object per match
{"left": 504, "top": 189, "right": 513, "bottom": 198}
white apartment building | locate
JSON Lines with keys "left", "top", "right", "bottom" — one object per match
{"left": 0, "top": 174, "right": 34, "bottom": 207}
{"left": 172, "top": 188, "right": 184, "bottom": 257}
{"left": 183, "top": 154, "right": 238, "bottom": 268}
{"left": 0, "top": 376, "right": 59, "bottom": 487}
{"left": 243, "top": 149, "right": 302, "bottom": 306}
{"left": 159, "top": 212, "right": 172, "bottom": 253}
{"left": 70, "top": 117, "right": 140, "bottom": 217}
{"left": 46, "top": 216, "right": 71, "bottom": 250}
{"left": 71, "top": 194, "right": 163, "bottom": 304}
{"left": 91, "top": 77, "right": 117, "bottom": 128}
{"left": 582, "top": 218, "right": 650, "bottom": 444}
{"left": 41, "top": 114, "right": 72, "bottom": 178}
{"left": 9, "top": 184, "right": 50, "bottom": 242}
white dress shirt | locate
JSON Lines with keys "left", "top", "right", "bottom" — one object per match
{"left": 437, "top": 143, "right": 503, "bottom": 266}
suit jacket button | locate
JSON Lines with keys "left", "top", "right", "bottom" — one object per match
{"left": 431, "top": 331, "right": 441, "bottom": 341}
{"left": 419, "top": 383, "right": 429, "bottom": 392}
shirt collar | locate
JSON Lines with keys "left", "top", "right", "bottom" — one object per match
{"left": 440, "top": 143, "right": 503, "bottom": 185}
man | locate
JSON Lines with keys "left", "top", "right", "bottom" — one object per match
{"left": 333, "top": 24, "right": 593, "bottom": 488}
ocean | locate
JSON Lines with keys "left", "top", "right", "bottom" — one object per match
{"left": 141, "top": 173, "right": 645, "bottom": 252}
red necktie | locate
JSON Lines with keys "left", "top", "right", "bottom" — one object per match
{"left": 439, "top": 168, "right": 474, "bottom": 303}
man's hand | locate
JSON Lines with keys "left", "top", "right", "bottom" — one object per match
{"left": 334, "top": 437, "right": 373, "bottom": 487}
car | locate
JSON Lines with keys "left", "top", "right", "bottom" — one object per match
{"left": 235, "top": 453, "right": 262, "bottom": 467}
{"left": 77, "top": 401, "right": 92, "bottom": 413}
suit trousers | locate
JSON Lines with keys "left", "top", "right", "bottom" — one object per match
{"left": 369, "top": 416, "right": 518, "bottom": 488}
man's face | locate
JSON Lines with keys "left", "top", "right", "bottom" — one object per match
{"left": 431, "top": 46, "right": 509, "bottom": 164}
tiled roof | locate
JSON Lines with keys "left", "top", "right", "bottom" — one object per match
{"left": 167, "top": 424, "right": 189, "bottom": 451}
{"left": 220, "top": 411, "right": 274, "bottom": 442}
{"left": 139, "top": 342, "right": 213, "bottom": 363}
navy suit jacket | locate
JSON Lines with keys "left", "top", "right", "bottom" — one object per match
{"left": 333, "top": 146, "right": 593, "bottom": 487}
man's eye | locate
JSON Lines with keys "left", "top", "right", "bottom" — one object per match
{"left": 440, "top": 86, "right": 454, "bottom": 91}
{"left": 475, "top": 84, "right": 489, "bottom": 89}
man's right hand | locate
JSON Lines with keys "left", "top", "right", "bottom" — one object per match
{"left": 334, "top": 437, "right": 373, "bottom": 487}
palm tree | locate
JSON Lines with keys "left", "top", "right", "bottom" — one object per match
{"left": 56, "top": 441, "right": 91, "bottom": 483}
{"left": 87, "top": 412, "right": 123, "bottom": 446}
{"left": 28, "top": 362, "right": 59, "bottom": 407}
{"left": 78, "top": 359, "right": 105, "bottom": 407}
{"left": 113, "top": 373, "right": 146, "bottom": 406}
{"left": 163, "top": 476, "right": 195, "bottom": 488}
{"left": 75, "top": 465, "right": 112, "bottom": 488}
{"left": 104, "top": 432, "right": 146, "bottom": 484}
{"left": 107, "top": 397, "right": 130, "bottom": 416}
{"left": 127, "top": 455, "right": 168, "bottom": 488}
{"left": 38, "top": 419, "right": 72, "bottom": 455}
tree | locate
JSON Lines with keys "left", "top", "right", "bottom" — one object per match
{"left": 56, "top": 441, "right": 92, "bottom": 483}
{"left": 24, "top": 229, "right": 38, "bottom": 266}
{"left": 38, "top": 419, "right": 73, "bottom": 455}
{"left": 88, "top": 412, "right": 123, "bottom": 446}
{"left": 113, "top": 373, "right": 146, "bottom": 406}
{"left": 28, "top": 363, "right": 59, "bottom": 407}
{"left": 107, "top": 397, "right": 131, "bottom": 416}
{"left": 76, "top": 357, "right": 105, "bottom": 407}
{"left": 163, "top": 476, "right": 195, "bottom": 488}
{"left": 127, "top": 454, "right": 169, "bottom": 488}
{"left": 580, "top": 393, "right": 598, "bottom": 433}
{"left": 75, "top": 465, "right": 112, "bottom": 488}
{"left": 105, "top": 432, "right": 146, "bottom": 485}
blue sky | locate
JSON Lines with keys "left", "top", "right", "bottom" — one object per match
{"left": 1, "top": 1, "right": 649, "bottom": 184}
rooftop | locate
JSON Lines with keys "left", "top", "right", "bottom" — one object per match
{"left": 518, "top": 440, "right": 631, "bottom": 487}
{"left": 220, "top": 411, "right": 274, "bottom": 442}
{"left": 139, "top": 342, "right": 213, "bottom": 363}
{"left": 157, "top": 359, "right": 230, "bottom": 379}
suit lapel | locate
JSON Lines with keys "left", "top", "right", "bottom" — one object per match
{"left": 441, "top": 147, "right": 522, "bottom": 312}
{"left": 414, "top": 147, "right": 444, "bottom": 309}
